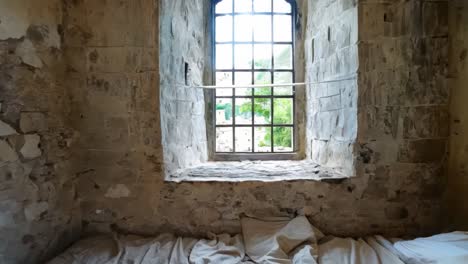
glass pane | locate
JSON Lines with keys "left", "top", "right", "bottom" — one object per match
{"left": 234, "top": 44, "right": 253, "bottom": 69}
{"left": 216, "top": 72, "right": 233, "bottom": 96}
{"left": 273, "top": 98, "right": 293, "bottom": 124}
{"left": 216, "top": 44, "right": 233, "bottom": 69}
{"left": 254, "top": 98, "right": 271, "bottom": 124}
{"left": 234, "top": 72, "right": 252, "bottom": 96}
{"left": 235, "top": 98, "right": 252, "bottom": 124}
{"left": 273, "top": 0, "right": 292, "bottom": 13}
{"left": 254, "top": 127, "right": 271, "bottom": 152}
{"left": 254, "top": 44, "right": 272, "bottom": 69}
{"left": 254, "top": 0, "right": 271, "bottom": 12}
{"left": 235, "top": 0, "right": 252, "bottom": 12}
{"left": 235, "top": 127, "right": 253, "bottom": 152}
{"left": 273, "top": 126, "right": 293, "bottom": 152}
{"left": 234, "top": 15, "right": 252, "bottom": 41}
{"left": 273, "top": 44, "right": 292, "bottom": 69}
{"left": 216, "top": 98, "right": 233, "bottom": 125}
{"left": 254, "top": 71, "right": 271, "bottom": 95}
{"left": 216, "top": 127, "right": 233, "bottom": 152}
{"left": 273, "top": 72, "right": 293, "bottom": 95}
{"left": 216, "top": 0, "right": 233, "bottom": 14}
{"left": 253, "top": 15, "right": 271, "bottom": 42}
{"left": 273, "top": 15, "right": 292, "bottom": 42}
{"left": 216, "top": 16, "right": 233, "bottom": 42}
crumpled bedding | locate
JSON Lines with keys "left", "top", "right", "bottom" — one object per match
{"left": 47, "top": 216, "right": 468, "bottom": 264}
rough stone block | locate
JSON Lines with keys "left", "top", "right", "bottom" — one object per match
{"left": 24, "top": 201, "right": 48, "bottom": 221}
{"left": 20, "top": 112, "right": 47, "bottom": 133}
{"left": 398, "top": 139, "right": 447, "bottom": 163}
{"left": 0, "top": 120, "right": 18, "bottom": 136}
{"left": 403, "top": 106, "right": 449, "bottom": 139}
{"left": 20, "top": 134, "right": 42, "bottom": 159}
{"left": 0, "top": 140, "right": 18, "bottom": 163}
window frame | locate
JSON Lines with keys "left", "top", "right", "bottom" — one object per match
{"left": 211, "top": 0, "right": 300, "bottom": 161}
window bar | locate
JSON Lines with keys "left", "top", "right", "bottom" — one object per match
{"left": 251, "top": 0, "right": 255, "bottom": 153}
{"left": 231, "top": 0, "right": 236, "bottom": 152}
{"left": 270, "top": 0, "right": 274, "bottom": 153}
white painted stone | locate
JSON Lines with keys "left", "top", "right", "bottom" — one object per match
{"left": 24, "top": 201, "right": 48, "bottom": 221}
{"left": 105, "top": 184, "right": 130, "bottom": 198}
{"left": 20, "top": 112, "right": 47, "bottom": 133}
{"left": 16, "top": 39, "right": 43, "bottom": 68}
{"left": 0, "top": 140, "right": 18, "bottom": 163}
{"left": 20, "top": 134, "right": 42, "bottom": 159}
{"left": 0, "top": 120, "right": 18, "bottom": 136}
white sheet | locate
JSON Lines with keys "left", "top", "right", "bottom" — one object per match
{"left": 394, "top": 231, "right": 468, "bottom": 264}
{"left": 47, "top": 217, "right": 468, "bottom": 264}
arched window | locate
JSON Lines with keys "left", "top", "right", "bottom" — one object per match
{"left": 213, "top": 0, "right": 296, "bottom": 157}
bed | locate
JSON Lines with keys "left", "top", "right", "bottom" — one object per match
{"left": 47, "top": 216, "right": 468, "bottom": 264}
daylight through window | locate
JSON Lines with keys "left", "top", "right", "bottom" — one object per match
{"left": 214, "top": 0, "right": 295, "bottom": 154}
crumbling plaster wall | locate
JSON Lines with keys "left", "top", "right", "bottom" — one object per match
{"left": 71, "top": 0, "right": 449, "bottom": 239}
{"left": 0, "top": 1, "right": 81, "bottom": 263}
{"left": 445, "top": 0, "right": 468, "bottom": 230}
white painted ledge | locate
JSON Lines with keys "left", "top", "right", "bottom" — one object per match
{"left": 167, "top": 160, "right": 349, "bottom": 182}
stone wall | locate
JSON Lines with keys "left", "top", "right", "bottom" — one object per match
{"left": 357, "top": 0, "right": 449, "bottom": 233}
{"left": 71, "top": 0, "right": 449, "bottom": 239}
{"left": 62, "top": 0, "right": 161, "bottom": 237}
{"left": 0, "top": 1, "right": 81, "bottom": 263}
{"left": 445, "top": 0, "right": 468, "bottom": 230}
{"left": 160, "top": 0, "right": 209, "bottom": 176}
{"left": 305, "top": 0, "right": 359, "bottom": 176}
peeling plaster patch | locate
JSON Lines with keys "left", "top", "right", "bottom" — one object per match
{"left": 20, "top": 134, "right": 42, "bottom": 159}
{"left": 105, "top": 184, "right": 131, "bottom": 198}
{"left": 0, "top": 0, "right": 29, "bottom": 40}
{"left": 16, "top": 39, "right": 43, "bottom": 68}
{"left": 0, "top": 120, "right": 18, "bottom": 136}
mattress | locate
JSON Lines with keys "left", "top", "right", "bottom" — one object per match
{"left": 47, "top": 216, "right": 468, "bottom": 264}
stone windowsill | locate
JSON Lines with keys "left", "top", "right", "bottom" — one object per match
{"left": 167, "top": 160, "right": 349, "bottom": 182}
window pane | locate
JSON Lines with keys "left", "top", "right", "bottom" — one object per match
{"left": 235, "top": 127, "right": 253, "bottom": 152}
{"left": 254, "top": 71, "right": 271, "bottom": 95}
{"left": 235, "top": 0, "right": 252, "bottom": 12}
{"left": 253, "top": 15, "right": 271, "bottom": 42}
{"left": 216, "top": 98, "right": 233, "bottom": 125}
{"left": 273, "top": 126, "right": 293, "bottom": 152}
{"left": 235, "top": 98, "right": 252, "bottom": 124}
{"left": 254, "top": 127, "right": 271, "bottom": 152}
{"left": 216, "top": 72, "right": 233, "bottom": 96}
{"left": 254, "top": 0, "right": 271, "bottom": 12}
{"left": 273, "top": 98, "right": 293, "bottom": 124}
{"left": 273, "top": 0, "right": 292, "bottom": 13}
{"left": 216, "top": 44, "right": 233, "bottom": 69}
{"left": 273, "top": 15, "right": 292, "bottom": 42}
{"left": 216, "top": 0, "right": 233, "bottom": 14}
{"left": 234, "top": 44, "right": 252, "bottom": 69}
{"left": 254, "top": 44, "right": 272, "bottom": 69}
{"left": 216, "top": 127, "right": 233, "bottom": 152}
{"left": 216, "top": 15, "right": 233, "bottom": 42}
{"left": 234, "top": 15, "right": 252, "bottom": 41}
{"left": 273, "top": 72, "right": 293, "bottom": 95}
{"left": 254, "top": 98, "right": 271, "bottom": 124}
{"left": 273, "top": 44, "right": 292, "bottom": 69}
{"left": 235, "top": 72, "right": 252, "bottom": 96}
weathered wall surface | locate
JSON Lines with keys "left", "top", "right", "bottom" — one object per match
{"left": 0, "top": 1, "right": 81, "bottom": 263}
{"left": 446, "top": 0, "right": 468, "bottom": 230}
{"left": 62, "top": 0, "right": 161, "bottom": 236}
{"left": 160, "top": 0, "right": 209, "bottom": 176}
{"left": 72, "top": 0, "right": 449, "bottom": 239}
{"left": 357, "top": 0, "right": 449, "bottom": 233}
{"left": 305, "top": 0, "right": 359, "bottom": 176}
